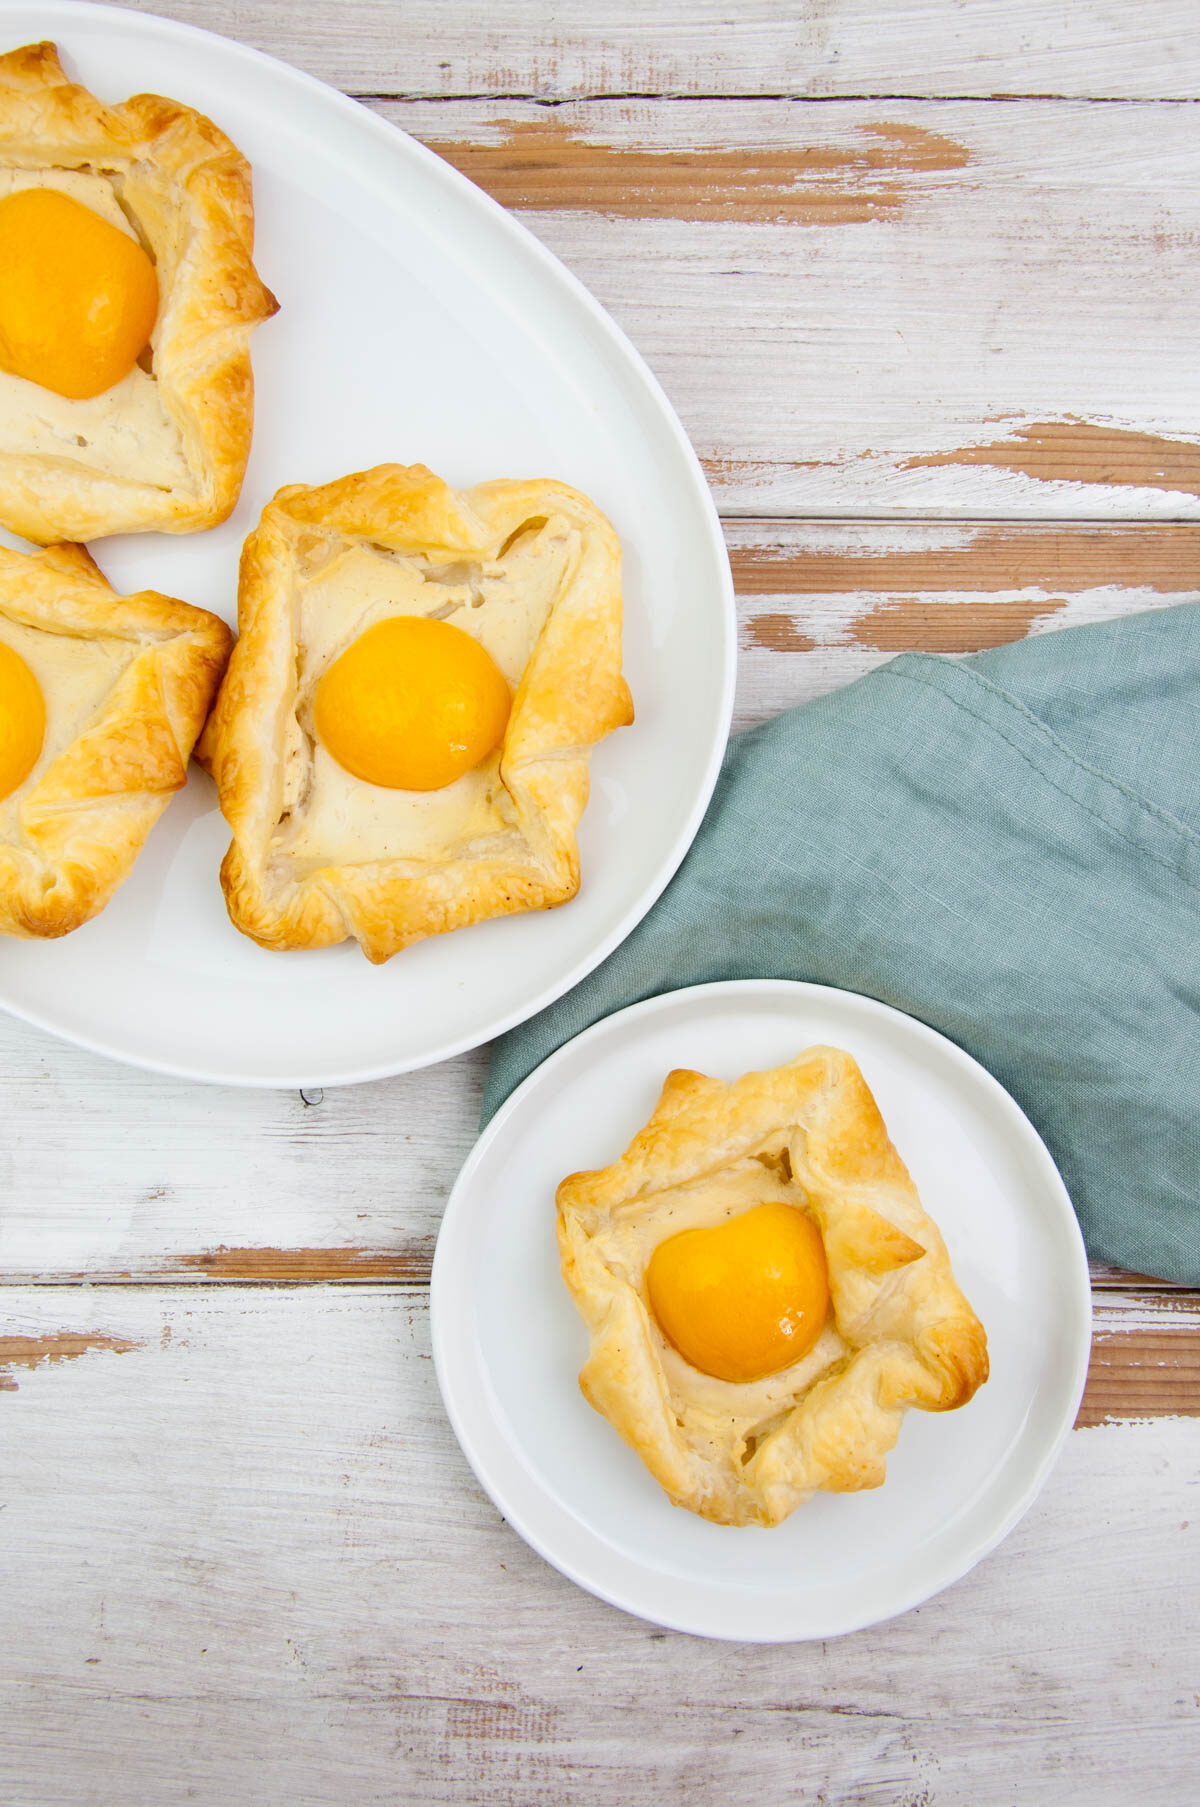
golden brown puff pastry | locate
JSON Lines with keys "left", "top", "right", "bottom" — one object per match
{"left": 200, "top": 463, "right": 634, "bottom": 964}
{"left": 0, "top": 540, "right": 232, "bottom": 938}
{"left": 556, "top": 1047, "right": 989, "bottom": 1527}
{"left": 0, "top": 41, "right": 277, "bottom": 542}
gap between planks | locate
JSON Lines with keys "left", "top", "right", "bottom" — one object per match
{"left": 106, "top": 0, "right": 1200, "bottom": 102}
{"left": 353, "top": 91, "right": 1200, "bottom": 106}
{"left": 0, "top": 1258, "right": 1190, "bottom": 1291}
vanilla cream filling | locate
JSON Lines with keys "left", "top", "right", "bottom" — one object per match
{"left": 597, "top": 1145, "right": 848, "bottom": 1439}
{"left": 0, "top": 612, "right": 133, "bottom": 834}
{"left": 0, "top": 165, "right": 190, "bottom": 490}
{"left": 0, "top": 166, "right": 135, "bottom": 233}
{"left": 272, "top": 517, "right": 578, "bottom": 872}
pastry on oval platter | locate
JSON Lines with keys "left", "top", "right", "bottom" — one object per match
{"left": 201, "top": 462, "right": 634, "bottom": 963}
{"left": 0, "top": 540, "right": 232, "bottom": 938}
{"left": 0, "top": 40, "right": 277, "bottom": 542}
{"left": 557, "top": 1046, "right": 989, "bottom": 1527}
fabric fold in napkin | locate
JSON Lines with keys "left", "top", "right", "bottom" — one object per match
{"left": 485, "top": 604, "right": 1200, "bottom": 1284}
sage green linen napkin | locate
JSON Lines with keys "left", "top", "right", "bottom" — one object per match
{"left": 484, "top": 603, "right": 1200, "bottom": 1283}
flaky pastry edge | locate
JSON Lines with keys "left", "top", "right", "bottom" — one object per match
{"left": 0, "top": 540, "right": 232, "bottom": 938}
{"left": 556, "top": 1046, "right": 990, "bottom": 1527}
{"left": 0, "top": 40, "right": 278, "bottom": 541}
{"left": 201, "top": 462, "right": 634, "bottom": 962}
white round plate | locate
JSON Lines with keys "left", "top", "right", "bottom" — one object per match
{"left": 0, "top": 2, "right": 735, "bottom": 1086}
{"left": 431, "top": 980, "right": 1092, "bottom": 1642}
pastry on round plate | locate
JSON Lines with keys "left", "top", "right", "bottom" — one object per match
{"left": 557, "top": 1046, "right": 989, "bottom": 1527}
{"left": 0, "top": 40, "right": 277, "bottom": 542}
{"left": 201, "top": 462, "right": 633, "bottom": 963}
{"left": 0, "top": 540, "right": 232, "bottom": 938}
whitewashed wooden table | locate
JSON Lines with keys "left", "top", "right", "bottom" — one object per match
{"left": 3, "top": 3, "right": 1200, "bottom": 1801}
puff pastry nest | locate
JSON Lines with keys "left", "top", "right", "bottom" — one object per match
{"left": 0, "top": 40, "right": 277, "bottom": 541}
{"left": 557, "top": 1047, "right": 990, "bottom": 1527}
{"left": 201, "top": 463, "right": 633, "bottom": 963}
{"left": 0, "top": 541, "right": 232, "bottom": 939}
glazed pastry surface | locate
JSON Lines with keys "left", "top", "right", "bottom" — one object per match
{"left": 557, "top": 1047, "right": 990, "bottom": 1527}
{"left": 0, "top": 41, "right": 277, "bottom": 540}
{"left": 0, "top": 541, "right": 232, "bottom": 938}
{"left": 202, "top": 463, "right": 633, "bottom": 962}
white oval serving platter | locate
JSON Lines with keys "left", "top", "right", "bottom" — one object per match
{"left": 0, "top": 1, "right": 735, "bottom": 1085}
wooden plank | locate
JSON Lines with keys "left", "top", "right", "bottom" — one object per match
{"left": 724, "top": 519, "right": 1198, "bottom": 726}
{"left": 376, "top": 96, "right": 1200, "bottom": 518}
{"left": 1079, "top": 1324, "right": 1200, "bottom": 1426}
{"left": 3, "top": 1287, "right": 1196, "bottom": 1423}
{"left": 729, "top": 521, "right": 1200, "bottom": 598}
{"left": 25, "top": 58, "right": 1200, "bottom": 517}
{"left": 0, "top": 1285, "right": 1197, "bottom": 1804}
{"left": 1077, "top": 1295, "right": 1200, "bottom": 1427}
{"left": 107, "top": 0, "right": 1200, "bottom": 100}
{"left": 0, "top": 1017, "right": 482, "bottom": 1284}
{"left": 0, "top": 523, "right": 1192, "bottom": 1285}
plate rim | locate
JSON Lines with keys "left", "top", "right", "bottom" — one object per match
{"left": 431, "top": 977, "right": 1094, "bottom": 1641}
{"left": 0, "top": 0, "right": 737, "bottom": 1087}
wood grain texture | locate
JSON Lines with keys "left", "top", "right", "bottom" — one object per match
{"left": 431, "top": 117, "right": 973, "bottom": 223}
{"left": 0, "top": 1330, "right": 139, "bottom": 1391}
{"left": 729, "top": 522, "right": 1200, "bottom": 597}
{"left": 1079, "top": 1302, "right": 1200, "bottom": 1428}
{"left": 902, "top": 422, "right": 1200, "bottom": 497}
{"left": 381, "top": 97, "right": 1200, "bottom": 517}
{"left": 106, "top": 0, "right": 1200, "bottom": 100}
{"left": 0, "top": 1285, "right": 1197, "bottom": 1806}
